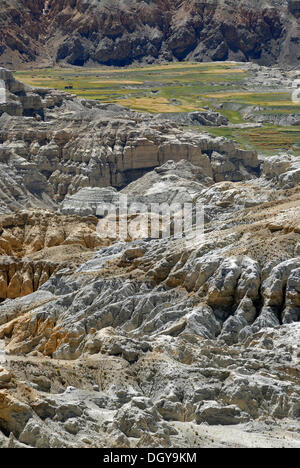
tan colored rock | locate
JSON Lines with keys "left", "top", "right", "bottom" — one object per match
{"left": 7, "top": 272, "right": 22, "bottom": 299}
{"left": 0, "top": 391, "right": 32, "bottom": 436}
{"left": 0, "top": 210, "right": 104, "bottom": 257}
{"left": 0, "top": 271, "right": 7, "bottom": 298}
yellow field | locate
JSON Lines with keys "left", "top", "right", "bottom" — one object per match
{"left": 90, "top": 80, "right": 144, "bottom": 85}
{"left": 204, "top": 92, "right": 254, "bottom": 98}
{"left": 117, "top": 96, "right": 205, "bottom": 113}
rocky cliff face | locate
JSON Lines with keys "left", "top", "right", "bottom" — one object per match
{"left": 0, "top": 162, "right": 299, "bottom": 448}
{"left": 0, "top": 0, "right": 299, "bottom": 68}
{"left": 0, "top": 68, "right": 260, "bottom": 213}
{"left": 0, "top": 210, "right": 106, "bottom": 300}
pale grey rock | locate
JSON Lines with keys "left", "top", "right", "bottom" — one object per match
{"left": 84, "top": 327, "right": 151, "bottom": 363}
{"left": 154, "top": 110, "right": 229, "bottom": 127}
{"left": 0, "top": 430, "right": 8, "bottom": 448}
{"left": 63, "top": 418, "right": 81, "bottom": 435}
{"left": 197, "top": 181, "right": 274, "bottom": 222}
{"left": 61, "top": 187, "right": 119, "bottom": 217}
{"left": 220, "top": 368, "right": 296, "bottom": 420}
{"left": 109, "top": 397, "right": 176, "bottom": 439}
{"left": 0, "top": 68, "right": 299, "bottom": 449}
{"left": 2, "top": 245, "right": 299, "bottom": 359}
{"left": 155, "top": 399, "right": 187, "bottom": 422}
{"left": 0, "top": 139, "right": 57, "bottom": 215}
{"left": 262, "top": 153, "right": 300, "bottom": 188}
{"left": 7, "top": 433, "right": 30, "bottom": 449}
{"left": 282, "top": 267, "right": 300, "bottom": 323}
{"left": 61, "top": 154, "right": 261, "bottom": 219}
{"left": 251, "top": 307, "right": 281, "bottom": 334}
{"left": 219, "top": 297, "right": 257, "bottom": 345}
{"left": 262, "top": 258, "right": 300, "bottom": 307}
{"left": 0, "top": 69, "right": 43, "bottom": 118}
{"left": 0, "top": 290, "right": 55, "bottom": 326}
{"left": 192, "top": 384, "right": 222, "bottom": 404}
{"left": 0, "top": 323, "right": 298, "bottom": 448}
{"left": 19, "top": 420, "right": 52, "bottom": 448}
{"left": 122, "top": 159, "right": 212, "bottom": 205}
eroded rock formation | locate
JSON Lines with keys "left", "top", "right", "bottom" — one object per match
{"left": 0, "top": 68, "right": 259, "bottom": 214}
{"left": 0, "top": 210, "right": 106, "bottom": 300}
{"left": 0, "top": 70, "right": 299, "bottom": 448}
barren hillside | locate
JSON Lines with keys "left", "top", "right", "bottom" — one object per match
{"left": 0, "top": 0, "right": 299, "bottom": 68}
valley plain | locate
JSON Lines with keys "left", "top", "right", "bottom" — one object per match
{"left": 15, "top": 62, "right": 300, "bottom": 153}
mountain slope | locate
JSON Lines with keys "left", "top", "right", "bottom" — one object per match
{"left": 0, "top": 0, "right": 299, "bottom": 68}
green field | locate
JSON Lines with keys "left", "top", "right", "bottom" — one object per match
{"left": 14, "top": 62, "right": 300, "bottom": 154}
{"left": 206, "top": 126, "right": 300, "bottom": 153}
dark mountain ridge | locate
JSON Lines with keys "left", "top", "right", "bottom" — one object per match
{"left": 0, "top": 0, "right": 299, "bottom": 69}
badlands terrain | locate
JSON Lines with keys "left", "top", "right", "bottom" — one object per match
{"left": 0, "top": 62, "right": 299, "bottom": 448}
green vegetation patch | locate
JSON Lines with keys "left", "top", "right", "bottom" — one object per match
{"left": 14, "top": 63, "right": 300, "bottom": 153}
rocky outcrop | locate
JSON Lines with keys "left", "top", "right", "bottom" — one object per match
{"left": 1, "top": 181, "right": 299, "bottom": 357}
{"left": 0, "top": 68, "right": 45, "bottom": 118}
{"left": 0, "top": 322, "right": 299, "bottom": 448}
{"left": 0, "top": 69, "right": 299, "bottom": 449}
{"left": 0, "top": 68, "right": 259, "bottom": 214}
{"left": 0, "top": 1, "right": 299, "bottom": 68}
{"left": 262, "top": 153, "right": 300, "bottom": 189}
{"left": 61, "top": 188, "right": 120, "bottom": 218}
{"left": 0, "top": 210, "right": 108, "bottom": 300}
{"left": 155, "top": 111, "right": 229, "bottom": 127}
{"left": 1, "top": 179, "right": 298, "bottom": 448}
{"left": 0, "top": 257, "right": 58, "bottom": 300}
{"left": 61, "top": 160, "right": 213, "bottom": 217}
{"left": 0, "top": 210, "right": 103, "bottom": 257}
